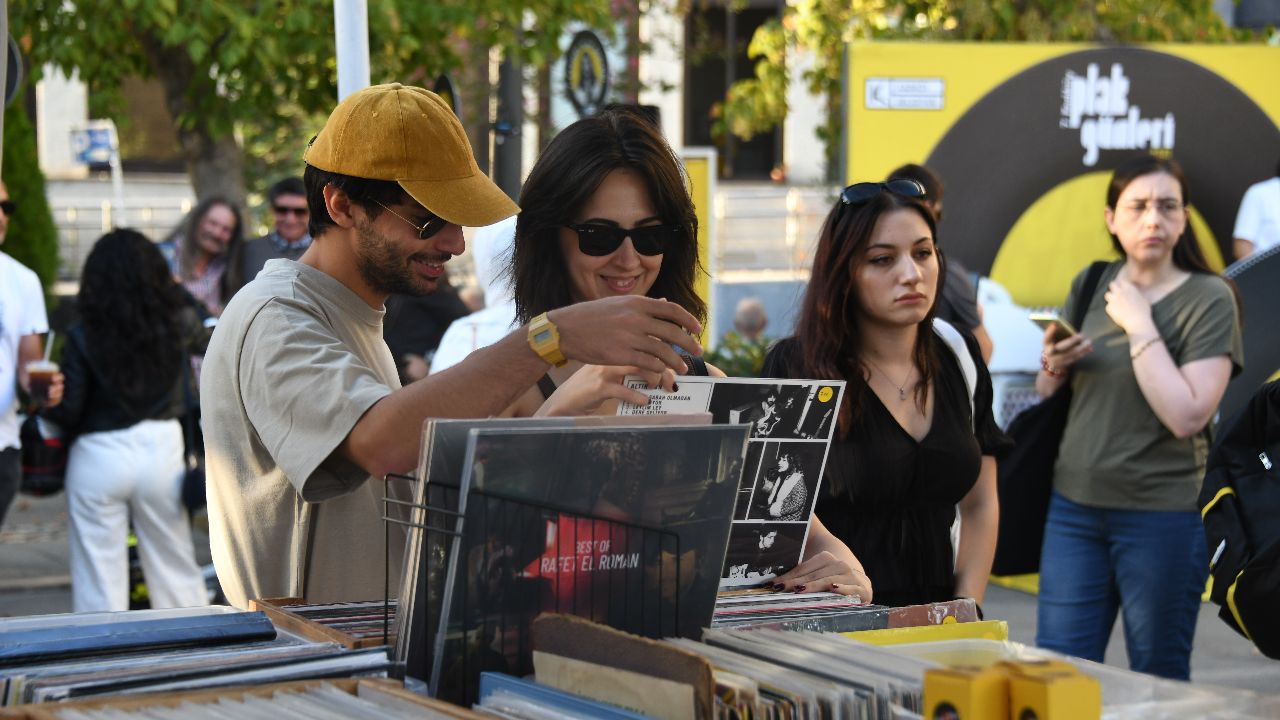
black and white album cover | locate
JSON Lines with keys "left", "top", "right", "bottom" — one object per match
{"left": 620, "top": 377, "right": 845, "bottom": 586}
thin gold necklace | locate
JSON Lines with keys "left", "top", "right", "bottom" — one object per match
{"left": 863, "top": 356, "right": 913, "bottom": 401}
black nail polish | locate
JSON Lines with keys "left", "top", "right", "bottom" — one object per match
{"left": 672, "top": 382, "right": 679, "bottom": 392}
{"left": 772, "top": 583, "right": 785, "bottom": 591}
{"left": 794, "top": 585, "right": 806, "bottom": 593}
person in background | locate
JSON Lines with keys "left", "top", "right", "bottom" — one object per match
{"left": 503, "top": 106, "right": 872, "bottom": 601}
{"left": 383, "top": 280, "right": 470, "bottom": 384}
{"left": 1035, "top": 155, "right": 1242, "bottom": 680}
{"left": 733, "top": 297, "right": 769, "bottom": 342}
{"left": 242, "top": 177, "right": 311, "bottom": 281}
{"left": 1232, "top": 158, "right": 1280, "bottom": 260}
{"left": 762, "top": 178, "right": 1010, "bottom": 608}
{"left": 429, "top": 217, "right": 519, "bottom": 374}
{"left": 0, "top": 181, "right": 64, "bottom": 526}
{"left": 161, "top": 196, "right": 245, "bottom": 317}
{"left": 42, "top": 229, "right": 208, "bottom": 612}
{"left": 887, "top": 164, "right": 993, "bottom": 363}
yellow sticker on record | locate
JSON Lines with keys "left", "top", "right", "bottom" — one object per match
{"left": 818, "top": 387, "right": 834, "bottom": 403}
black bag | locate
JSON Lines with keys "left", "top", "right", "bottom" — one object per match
{"left": 1199, "top": 380, "right": 1280, "bottom": 658}
{"left": 991, "top": 261, "right": 1107, "bottom": 576}
{"left": 19, "top": 411, "right": 68, "bottom": 496}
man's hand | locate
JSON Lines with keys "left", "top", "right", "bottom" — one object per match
{"left": 536, "top": 365, "right": 676, "bottom": 417}
{"left": 550, "top": 296, "right": 702, "bottom": 375}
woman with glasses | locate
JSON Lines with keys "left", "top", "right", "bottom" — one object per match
{"left": 761, "top": 179, "right": 1010, "bottom": 609}
{"left": 1035, "top": 155, "right": 1241, "bottom": 680}
{"left": 504, "top": 106, "right": 873, "bottom": 600}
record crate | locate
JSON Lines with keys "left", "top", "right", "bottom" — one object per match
{"left": 384, "top": 471, "right": 686, "bottom": 707}
{"left": 248, "top": 597, "right": 395, "bottom": 650}
{"left": 0, "top": 677, "right": 482, "bottom": 719}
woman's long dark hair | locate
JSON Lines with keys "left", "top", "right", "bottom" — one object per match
{"left": 80, "top": 229, "right": 188, "bottom": 405}
{"left": 509, "top": 106, "right": 705, "bottom": 324}
{"left": 790, "top": 190, "right": 944, "bottom": 438}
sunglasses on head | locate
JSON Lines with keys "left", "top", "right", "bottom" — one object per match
{"left": 564, "top": 222, "right": 682, "bottom": 257}
{"left": 839, "top": 179, "right": 926, "bottom": 207}
{"left": 0, "top": 200, "right": 15, "bottom": 215}
{"left": 373, "top": 199, "right": 449, "bottom": 240}
{"left": 272, "top": 204, "right": 308, "bottom": 217}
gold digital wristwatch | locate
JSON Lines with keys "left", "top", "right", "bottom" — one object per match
{"left": 527, "top": 312, "right": 567, "bottom": 367}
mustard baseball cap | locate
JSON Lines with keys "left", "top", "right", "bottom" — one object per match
{"left": 304, "top": 83, "right": 519, "bottom": 227}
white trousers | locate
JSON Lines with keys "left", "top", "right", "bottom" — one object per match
{"left": 66, "top": 419, "right": 206, "bottom": 612}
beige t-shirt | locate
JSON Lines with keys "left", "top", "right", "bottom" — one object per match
{"left": 202, "top": 259, "right": 405, "bottom": 608}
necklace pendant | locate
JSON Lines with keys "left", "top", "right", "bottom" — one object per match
{"left": 898, "top": 388, "right": 907, "bottom": 400}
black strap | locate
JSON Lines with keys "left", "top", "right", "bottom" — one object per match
{"left": 1072, "top": 261, "right": 1109, "bottom": 330}
{"left": 683, "top": 354, "right": 709, "bottom": 377}
{"left": 536, "top": 374, "right": 558, "bottom": 400}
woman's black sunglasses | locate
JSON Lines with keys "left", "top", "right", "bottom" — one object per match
{"left": 840, "top": 179, "right": 926, "bottom": 206}
{"left": 565, "top": 223, "right": 683, "bottom": 257}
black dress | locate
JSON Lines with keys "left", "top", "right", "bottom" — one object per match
{"left": 761, "top": 332, "right": 1011, "bottom": 607}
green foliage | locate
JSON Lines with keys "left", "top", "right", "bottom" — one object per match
{"left": 706, "top": 331, "right": 772, "bottom": 378}
{"left": 716, "top": 0, "right": 1264, "bottom": 170}
{"left": 10, "top": 0, "right": 615, "bottom": 202}
{"left": 2, "top": 101, "right": 61, "bottom": 294}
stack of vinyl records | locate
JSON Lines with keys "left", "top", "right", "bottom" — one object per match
{"left": 712, "top": 592, "right": 979, "bottom": 633}
{"left": 0, "top": 607, "right": 391, "bottom": 706}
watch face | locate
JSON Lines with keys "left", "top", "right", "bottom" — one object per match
{"left": 534, "top": 329, "right": 553, "bottom": 344}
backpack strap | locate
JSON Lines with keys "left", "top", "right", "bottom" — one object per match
{"left": 932, "top": 318, "right": 977, "bottom": 432}
{"left": 1072, "top": 261, "right": 1110, "bottom": 330}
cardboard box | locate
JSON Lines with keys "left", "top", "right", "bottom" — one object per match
{"left": 923, "top": 664, "right": 1010, "bottom": 720}
{"left": 1004, "top": 661, "right": 1101, "bottom": 720}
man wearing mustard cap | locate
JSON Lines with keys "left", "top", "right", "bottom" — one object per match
{"left": 201, "top": 84, "right": 703, "bottom": 608}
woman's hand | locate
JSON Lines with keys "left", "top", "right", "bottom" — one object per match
{"left": 1040, "top": 326, "right": 1091, "bottom": 376}
{"left": 535, "top": 365, "right": 677, "bottom": 417}
{"left": 1104, "top": 278, "right": 1158, "bottom": 338}
{"left": 771, "top": 550, "right": 872, "bottom": 602}
{"left": 45, "top": 372, "right": 65, "bottom": 408}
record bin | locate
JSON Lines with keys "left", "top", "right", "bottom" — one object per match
{"left": 383, "top": 472, "right": 684, "bottom": 706}
{"left": 248, "top": 597, "right": 395, "bottom": 650}
{"left": 0, "top": 677, "right": 482, "bottom": 719}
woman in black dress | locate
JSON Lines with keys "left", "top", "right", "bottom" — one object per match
{"left": 762, "top": 180, "right": 1010, "bottom": 607}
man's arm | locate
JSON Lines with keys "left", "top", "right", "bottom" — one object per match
{"left": 341, "top": 294, "right": 703, "bottom": 478}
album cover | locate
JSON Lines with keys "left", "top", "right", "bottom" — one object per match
{"left": 427, "top": 423, "right": 748, "bottom": 703}
{"left": 620, "top": 377, "right": 846, "bottom": 586}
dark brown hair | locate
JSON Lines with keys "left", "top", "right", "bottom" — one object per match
{"left": 303, "top": 165, "right": 409, "bottom": 238}
{"left": 790, "top": 189, "right": 944, "bottom": 437}
{"left": 509, "top": 106, "right": 704, "bottom": 324}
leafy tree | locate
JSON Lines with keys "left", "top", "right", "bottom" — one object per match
{"left": 11, "top": 1, "right": 614, "bottom": 207}
{"left": 2, "top": 99, "right": 60, "bottom": 294}
{"left": 716, "top": 0, "right": 1261, "bottom": 173}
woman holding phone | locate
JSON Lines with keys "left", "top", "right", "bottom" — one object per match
{"left": 761, "top": 179, "right": 1010, "bottom": 608}
{"left": 503, "top": 106, "right": 872, "bottom": 601}
{"left": 1035, "top": 154, "right": 1242, "bottom": 680}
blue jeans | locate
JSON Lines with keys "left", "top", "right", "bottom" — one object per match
{"left": 1036, "top": 492, "right": 1207, "bottom": 680}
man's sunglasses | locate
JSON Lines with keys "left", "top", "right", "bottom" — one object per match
{"left": 839, "top": 179, "right": 926, "bottom": 207}
{"left": 564, "top": 222, "right": 682, "bottom": 257}
{"left": 272, "top": 204, "right": 308, "bottom": 217}
{"left": 373, "top": 199, "right": 449, "bottom": 240}
{"left": 0, "top": 200, "right": 15, "bottom": 215}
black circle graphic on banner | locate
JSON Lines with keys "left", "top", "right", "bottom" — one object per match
{"left": 925, "top": 47, "right": 1280, "bottom": 275}
{"left": 564, "top": 30, "right": 610, "bottom": 118}
{"left": 1223, "top": 248, "right": 1280, "bottom": 418}
{"left": 433, "top": 74, "right": 459, "bottom": 115}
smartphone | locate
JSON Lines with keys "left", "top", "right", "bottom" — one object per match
{"left": 1029, "top": 312, "right": 1079, "bottom": 341}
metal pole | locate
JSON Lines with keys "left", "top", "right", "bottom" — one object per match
{"left": 1, "top": 1, "right": 8, "bottom": 176}
{"left": 334, "top": 0, "right": 371, "bottom": 101}
{"left": 493, "top": 48, "right": 523, "bottom": 201}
